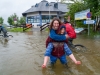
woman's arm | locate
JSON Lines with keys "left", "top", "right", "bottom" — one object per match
{"left": 49, "top": 29, "right": 66, "bottom": 41}
{"left": 64, "top": 43, "right": 72, "bottom": 56}
{"left": 42, "top": 56, "right": 49, "bottom": 68}
{"left": 68, "top": 54, "right": 81, "bottom": 64}
{"left": 64, "top": 43, "right": 81, "bottom": 65}
{"left": 44, "top": 43, "right": 53, "bottom": 56}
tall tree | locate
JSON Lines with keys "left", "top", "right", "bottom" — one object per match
{"left": 19, "top": 16, "right": 26, "bottom": 25}
{"left": 7, "top": 16, "right": 13, "bottom": 25}
{"left": 66, "top": 1, "right": 87, "bottom": 20}
{"left": 83, "top": 0, "right": 99, "bottom": 16}
{"left": 0, "top": 17, "right": 4, "bottom": 24}
{"left": 7, "top": 13, "right": 19, "bottom": 26}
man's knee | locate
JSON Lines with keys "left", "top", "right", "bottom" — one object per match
{"left": 60, "top": 55, "right": 67, "bottom": 64}
{"left": 50, "top": 55, "right": 57, "bottom": 63}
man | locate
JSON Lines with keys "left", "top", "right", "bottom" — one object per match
{"left": 0, "top": 24, "right": 8, "bottom": 37}
{"left": 64, "top": 21, "right": 76, "bottom": 46}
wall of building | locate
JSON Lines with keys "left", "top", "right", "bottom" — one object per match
{"left": 26, "top": 12, "right": 39, "bottom": 17}
{"left": 41, "top": 11, "right": 57, "bottom": 15}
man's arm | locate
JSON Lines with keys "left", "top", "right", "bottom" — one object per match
{"left": 66, "top": 25, "right": 76, "bottom": 39}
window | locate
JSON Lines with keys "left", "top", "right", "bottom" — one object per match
{"left": 27, "top": 15, "right": 40, "bottom": 23}
{"left": 51, "top": 15, "right": 57, "bottom": 19}
{"left": 42, "top": 15, "right": 49, "bottom": 23}
{"left": 54, "top": 3, "right": 58, "bottom": 8}
{"left": 27, "top": 17, "right": 34, "bottom": 23}
{"left": 46, "top": 3, "right": 49, "bottom": 6}
{"left": 34, "top": 15, "right": 40, "bottom": 23}
{"left": 35, "top": 3, "right": 38, "bottom": 7}
{"left": 42, "top": 15, "right": 57, "bottom": 23}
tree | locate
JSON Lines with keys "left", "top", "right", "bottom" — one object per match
{"left": 7, "top": 13, "right": 19, "bottom": 26}
{"left": 19, "top": 16, "right": 26, "bottom": 25}
{"left": 66, "top": 1, "right": 87, "bottom": 21}
{"left": 8, "top": 16, "right": 13, "bottom": 25}
{"left": 83, "top": 0, "right": 100, "bottom": 16}
{"left": 0, "top": 17, "right": 4, "bottom": 24}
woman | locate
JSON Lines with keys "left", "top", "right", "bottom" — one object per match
{"left": 46, "top": 17, "right": 68, "bottom": 47}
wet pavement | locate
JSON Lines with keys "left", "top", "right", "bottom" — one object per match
{"left": 0, "top": 30, "right": 100, "bottom": 75}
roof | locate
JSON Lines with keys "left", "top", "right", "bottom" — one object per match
{"left": 58, "top": 2, "right": 69, "bottom": 12}
{"left": 22, "top": 0, "right": 69, "bottom": 16}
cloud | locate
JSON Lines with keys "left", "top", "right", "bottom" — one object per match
{"left": 0, "top": 0, "right": 57, "bottom": 24}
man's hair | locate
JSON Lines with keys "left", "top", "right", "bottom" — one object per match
{"left": 49, "top": 17, "right": 62, "bottom": 30}
{"left": 63, "top": 20, "right": 69, "bottom": 24}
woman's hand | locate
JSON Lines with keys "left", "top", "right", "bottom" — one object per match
{"left": 42, "top": 64, "right": 46, "bottom": 68}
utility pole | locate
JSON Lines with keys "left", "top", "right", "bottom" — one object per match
{"left": 49, "top": 4, "right": 52, "bottom": 22}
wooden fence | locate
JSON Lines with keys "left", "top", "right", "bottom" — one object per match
{"left": 40, "top": 23, "right": 50, "bottom": 31}
{"left": 22, "top": 23, "right": 32, "bottom": 32}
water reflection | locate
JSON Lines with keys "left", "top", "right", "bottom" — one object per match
{"left": 0, "top": 37, "right": 8, "bottom": 47}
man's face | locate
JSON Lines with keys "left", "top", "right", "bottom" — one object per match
{"left": 53, "top": 20, "right": 59, "bottom": 30}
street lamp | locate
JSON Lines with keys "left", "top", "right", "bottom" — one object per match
{"left": 49, "top": 4, "right": 52, "bottom": 23}
{"left": 56, "top": 0, "right": 60, "bottom": 18}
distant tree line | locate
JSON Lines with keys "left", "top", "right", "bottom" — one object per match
{"left": 0, "top": 13, "right": 26, "bottom": 26}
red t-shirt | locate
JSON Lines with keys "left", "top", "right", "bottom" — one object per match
{"left": 64, "top": 23, "right": 76, "bottom": 39}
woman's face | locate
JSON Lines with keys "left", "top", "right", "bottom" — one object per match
{"left": 52, "top": 20, "right": 59, "bottom": 30}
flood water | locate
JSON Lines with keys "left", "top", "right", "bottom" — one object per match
{"left": 0, "top": 30, "right": 100, "bottom": 75}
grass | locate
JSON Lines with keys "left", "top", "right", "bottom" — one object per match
{"left": 7, "top": 27, "right": 31, "bottom": 32}
{"left": 81, "top": 29, "right": 100, "bottom": 39}
{"left": 45, "top": 27, "right": 50, "bottom": 31}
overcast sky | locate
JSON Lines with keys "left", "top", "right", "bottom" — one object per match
{"left": 0, "top": 0, "right": 56, "bottom": 24}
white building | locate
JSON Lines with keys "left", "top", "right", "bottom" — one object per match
{"left": 22, "top": 0, "right": 70, "bottom": 26}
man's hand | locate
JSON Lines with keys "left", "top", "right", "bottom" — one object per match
{"left": 65, "top": 34, "right": 69, "bottom": 39}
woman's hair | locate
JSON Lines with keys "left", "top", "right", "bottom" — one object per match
{"left": 49, "top": 17, "right": 62, "bottom": 30}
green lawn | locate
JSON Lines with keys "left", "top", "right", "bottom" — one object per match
{"left": 7, "top": 27, "right": 31, "bottom": 32}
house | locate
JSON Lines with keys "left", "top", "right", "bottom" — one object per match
{"left": 22, "top": 0, "right": 69, "bottom": 26}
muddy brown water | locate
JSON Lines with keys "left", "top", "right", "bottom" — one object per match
{"left": 0, "top": 31, "right": 100, "bottom": 75}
